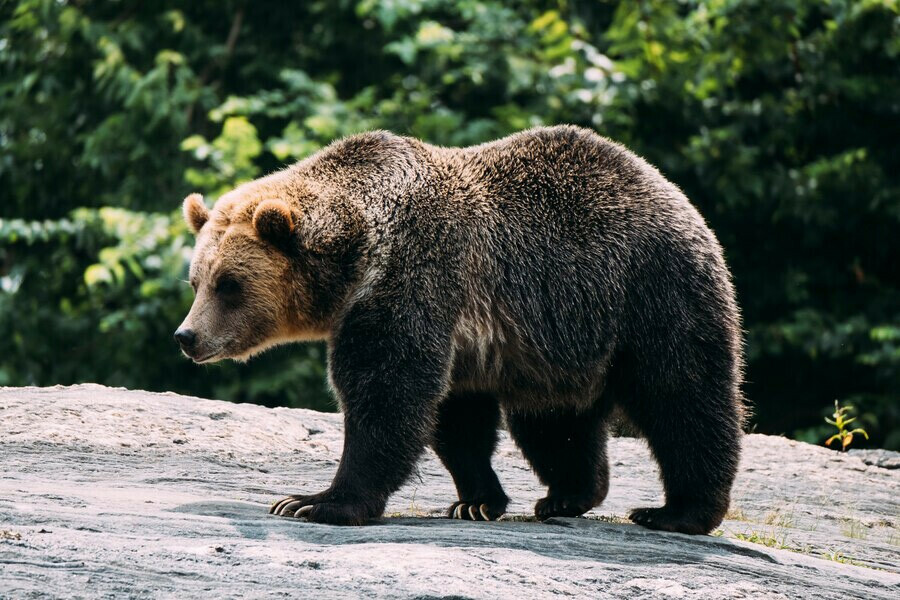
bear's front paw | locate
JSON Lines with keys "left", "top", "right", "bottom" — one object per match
{"left": 270, "top": 492, "right": 379, "bottom": 526}
{"left": 270, "top": 493, "right": 325, "bottom": 517}
{"left": 447, "top": 496, "right": 508, "bottom": 522}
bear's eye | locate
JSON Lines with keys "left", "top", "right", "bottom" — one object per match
{"left": 215, "top": 276, "right": 242, "bottom": 298}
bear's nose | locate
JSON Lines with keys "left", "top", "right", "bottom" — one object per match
{"left": 174, "top": 328, "right": 197, "bottom": 349}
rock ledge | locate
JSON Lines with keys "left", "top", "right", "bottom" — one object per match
{"left": 1, "top": 385, "right": 898, "bottom": 599}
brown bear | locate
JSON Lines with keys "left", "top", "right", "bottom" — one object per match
{"left": 175, "top": 125, "right": 744, "bottom": 534}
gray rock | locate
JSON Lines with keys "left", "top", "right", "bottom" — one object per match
{"left": 849, "top": 449, "right": 900, "bottom": 470}
{"left": 0, "top": 384, "right": 898, "bottom": 599}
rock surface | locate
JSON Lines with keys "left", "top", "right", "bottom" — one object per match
{"left": 1, "top": 384, "right": 898, "bottom": 599}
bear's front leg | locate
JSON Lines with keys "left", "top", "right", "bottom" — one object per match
{"left": 270, "top": 296, "right": 454, "bottom": 525}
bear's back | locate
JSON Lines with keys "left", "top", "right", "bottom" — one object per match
{"left": 412, "top": 127, "right": 734, "bottom": 394}
{"left": 445, "top": 126, "right": 679, "bottom": 214}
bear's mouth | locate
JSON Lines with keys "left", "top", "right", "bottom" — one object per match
{"left": 183, "top": 345, "right": 227, "bottom": 364}
{"left": 192, "top": 351, "right": 221, "bottom": 364}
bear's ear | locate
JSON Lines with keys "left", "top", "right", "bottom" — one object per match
{"left": 252, "top": 199, "right": 295, "bottom": 248}
{"left": 183, "top": 193, "right": 209, "bottom": 234}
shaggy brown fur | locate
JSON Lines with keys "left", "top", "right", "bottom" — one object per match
{"left": 176, "top": 125, "right": 744, "bottom": 534}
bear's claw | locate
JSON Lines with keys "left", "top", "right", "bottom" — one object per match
{"left": 270, "top": 495, "right": 317, "bottom": 517}
{"left": 271, "top": 498, "right": 303, "bottom": 516}
{"left": 447, "top": 500, "right": 503, "bottom": 521}
{"left": 269, "top": 493, "right": 375, "bottom": 525}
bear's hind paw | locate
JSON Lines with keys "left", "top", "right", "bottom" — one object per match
{"left": 447, "top": 500, "right": 506, "bottom": 521}
{"left": 534, "top": 493, "right": 597, "bottom": 520}
{"left": 628, "top": 505, "right": 720, "bottom": 535}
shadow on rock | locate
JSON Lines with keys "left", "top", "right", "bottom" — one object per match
{"left": 170, "top": 500, "right": 776, "bottom": 567}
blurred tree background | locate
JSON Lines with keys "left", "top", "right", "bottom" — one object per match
{"left": 1, "top": 0, "right": 898, "bottom": 447}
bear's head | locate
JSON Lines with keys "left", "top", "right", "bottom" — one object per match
{"left": 174, "top": 190, "right": 350, "bottom": 363}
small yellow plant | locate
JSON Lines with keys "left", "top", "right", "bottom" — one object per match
{"left": 824, "top": 400, "right": 868, "bottom": 451}
{"left": 733, "top": 529, "right": 789, "bottom": 549}
{"left": 821, "top": 551, "right": 864, "bottom": 567}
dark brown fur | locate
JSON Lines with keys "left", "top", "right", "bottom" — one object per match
{"left": 176, "top": 125, "right": 744, "bottom": 534}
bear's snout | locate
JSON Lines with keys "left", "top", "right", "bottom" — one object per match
{"left": 174, "top": 328, "right": 197, "bottom": 352}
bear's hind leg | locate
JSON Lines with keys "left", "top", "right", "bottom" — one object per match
{"left": 432, "top": 391, "right": 509, "bottom": 521}
{"left": 622, "top": 371, "right": 741, "bottom": 535}
{"left": 506, "top": 403, "right": 609, "bottom": 519}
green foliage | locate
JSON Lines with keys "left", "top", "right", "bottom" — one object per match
{"left": 1, "top": 0, "right": 898, "bottom": 445}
